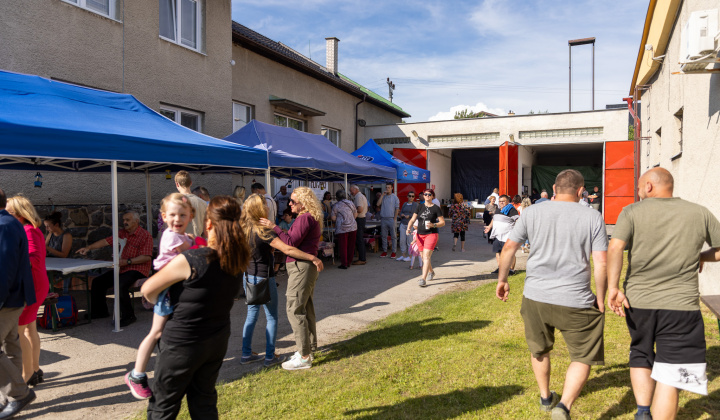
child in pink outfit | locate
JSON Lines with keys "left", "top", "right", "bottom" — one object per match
{"left": 409, "top": 221, "right": 423, "bottom": 269}
{"left": 125, "top": 193, "right": 196, "bottom": 400}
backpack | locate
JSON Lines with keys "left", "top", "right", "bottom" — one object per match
{"left": 38, "top": 295, "right": 78, "bottom": 329}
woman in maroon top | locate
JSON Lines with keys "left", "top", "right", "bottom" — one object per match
{"left": 6, "top": 196, "right": 49, "bottom": 386}
{"left": 260, "top": 186, "right": 322, "bottom": 370}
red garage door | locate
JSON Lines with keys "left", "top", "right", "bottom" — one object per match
{"left": 604, "top": 141, "right": 635, "bottom": 224}
{"left": 499, "top": 141, "right": 518, "bottom": 197}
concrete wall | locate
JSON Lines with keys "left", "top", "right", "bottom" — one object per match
{"left": 638, "top": 0, "right": 720, "bottom": 294}
{"left": 365, "top": 109, "right": 629, "bottom": 150}
{"left": 427, "top": 150, "right": 452, "bottom": 202}
{"left": 518, "top": 146, "right": 536, "bottom": 195}
{"left": 231, "top": 43, "right": 402, "bottom": 153}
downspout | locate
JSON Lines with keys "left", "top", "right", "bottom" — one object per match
{"left": 354, "top": 94, "right": 366, "bottom": 150}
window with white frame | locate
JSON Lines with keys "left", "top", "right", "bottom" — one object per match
{"left": 321, "top": 127, "right": 340, "bottom": 147}
{"left": 233, "top": 102, "right": 253, "bottom": 132}
{"left": 62, "top": 0, "right": 118, "bottom": 20}
{"left": 159, "top": 0, "right": 203, "bottom": 51}
{"left": 159, "top": 106, "right": 202, "bottom": 132}
{"left": 274, "top": 114, "right": 305, "bottom": 131}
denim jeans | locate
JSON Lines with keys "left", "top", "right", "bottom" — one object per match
{"left": 399, "top": 224, "right": 410, "bottom": 254}
{"left": 242, "top": 274, "right": 278, "bottom": 358}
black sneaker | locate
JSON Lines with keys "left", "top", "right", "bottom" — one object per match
{"left": 540, "top": 391, "right": 559, "bottom": 412}
{"left": 491, "top": 268, "right": 500, "bottom": 274}
{"left": 509, "top": 269, "right": 516, "bottom": 275}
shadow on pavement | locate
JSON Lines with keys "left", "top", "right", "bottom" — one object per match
{"left": 344, "top": 384, "right": 523, "bottom": 420}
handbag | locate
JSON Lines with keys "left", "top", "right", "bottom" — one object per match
{"left": 245, "top": 275, "right": 271, "bottom": 305}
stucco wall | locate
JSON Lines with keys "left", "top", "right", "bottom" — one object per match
{"left": 427, "top": 150, "right": 452, "bottom": 202}
{"left": 364, "top": 109, "right": 629, "bottom": 150}
{"left": 638, "top": 0, "right": 720, "bottom": 294}
{"left": 231, "top": 43, "right": 402, "bottom": 153}
{"left": 0, "top": 0, "right": 233, "bottom": 139}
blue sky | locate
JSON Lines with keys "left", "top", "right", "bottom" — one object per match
{"left": 231, "top": 0, "right": 649, "bottom": 122}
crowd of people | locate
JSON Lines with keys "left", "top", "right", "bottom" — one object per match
{"left": 1, "top": 165, "right": 719, "bottom": 419}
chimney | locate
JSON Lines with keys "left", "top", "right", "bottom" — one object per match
{"left": 325, "top": 37, "right": 339, "bottom": 75}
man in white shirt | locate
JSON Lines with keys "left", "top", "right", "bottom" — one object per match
{"left": 350, "top": 185, "right": 369, "bottom": 265}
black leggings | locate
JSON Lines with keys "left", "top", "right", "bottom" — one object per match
{"left": 453, "top": 231, "right": 466, "bottom": 241}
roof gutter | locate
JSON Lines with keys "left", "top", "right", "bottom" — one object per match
{"left": 355, "top": 94, "right": 366, "bottom": 150}
{"left": 630, "top": 0, "right": 658, "bottom": 95}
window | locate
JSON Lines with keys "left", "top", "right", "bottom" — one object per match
{"left": 233, "top": 102, "right": 253, "bottom": 132}
{"left": 274, "top": 114, "right": 305, "bottom": 131}
{"left": 159, "top": 0, "right": 203, "bottom": 51}
{"left": 519, "top": 127, "right": 603, "bottom": 139}
{"left": 62, "top": 0, "right": 118, "bottom": 19}
{"left": 428, "top": 132, "right": 500, "bottom": 143}
{"left": 321, "top": 127, "right": 340, "bottom": 147}
{"left": 159, "top": 106, "right": 202, "bottom": 132}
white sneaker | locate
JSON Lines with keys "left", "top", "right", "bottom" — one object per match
{"left": 427, "top": 271, "right": 435, "bottom": 282}
{"left": 402, "top": 256, "right": 411, "bottom": 262}
{"left": 396, "top": 256, "right": 404, "bottom": 261}
{"left": 282, "top": 351, "right": 312, "bottom": 370}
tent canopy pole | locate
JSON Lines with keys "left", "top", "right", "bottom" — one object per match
{"left": 111, "top": 161, "right": 121, "bottom": 332}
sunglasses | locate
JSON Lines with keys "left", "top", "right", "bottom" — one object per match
{"left": 423, "top": 193, "right": 433, "bottom": 196}
{"left": 407, "top": 194, "right": 415, "bottom": 197}
{"left": 289, "top": 199, "right": 296, "bottom": 205}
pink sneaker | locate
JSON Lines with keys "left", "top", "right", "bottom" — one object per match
{"left": 125, "top": 372, "right": 152, "bottom": 400}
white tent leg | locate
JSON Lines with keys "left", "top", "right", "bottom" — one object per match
{"left": 344, "top": 174, "right": 348, "bottom": 194}
{"left": 145, "top": 169, "right": 152, "bottom": 236}
{"left": 265, "top": 168, "right": 271, "bottom": 191}
{"left": 112, "top": 161, "right": 121, "bottom": 332}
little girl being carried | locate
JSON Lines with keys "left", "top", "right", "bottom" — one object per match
{"left": 124, "top": 193, "right": 199, "bottom": 400}
{"left": 409, "top": 221, "right": 423, "bottom": 269}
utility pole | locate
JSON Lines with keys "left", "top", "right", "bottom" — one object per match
{"left": 387, "top": 77, "right": 395, "bottom": 102}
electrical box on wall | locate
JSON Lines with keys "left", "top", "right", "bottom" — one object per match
{"left": 681, "top": 9, "right": 719, "bottom": 61}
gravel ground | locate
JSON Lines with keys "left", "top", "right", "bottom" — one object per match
{"left": 19, "top": 223, "right": 526, "bottom": 419}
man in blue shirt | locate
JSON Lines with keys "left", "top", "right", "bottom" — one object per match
{"left": 0, "top": 187, "right": 36, "bottom": 417}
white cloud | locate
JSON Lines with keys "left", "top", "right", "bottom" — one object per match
{"left": 428, "top": 102, "right": 507, "bottom": 121}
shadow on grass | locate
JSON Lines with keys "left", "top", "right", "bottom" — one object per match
{"left": 320, "top": 317, "right": 491, "bottom": 364}
{"left": 344, "top": 385, "right": 523, "bottom": 419}
{"left": 581, "top": 363, "right": 635, "bottom": 419}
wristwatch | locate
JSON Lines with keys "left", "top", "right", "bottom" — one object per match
{"left": 127, "top": 258, "right": 132, "bottom": 265}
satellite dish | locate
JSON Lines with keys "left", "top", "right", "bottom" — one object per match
{"left": 357, "top": 119, "right": 366, "bottom": 127}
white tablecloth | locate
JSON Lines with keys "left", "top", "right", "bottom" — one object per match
{"left": 45, "top": 258, "right": 113, "bottom": 276}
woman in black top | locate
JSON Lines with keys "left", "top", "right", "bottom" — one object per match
{"left": 405, "top": 189, "right": 445, "bottom": 287}
{"left": 142, "top": 196, "right": 249, "bottom": 420}
{"left": 239, "top": 194, "right": 323, "bottom": 368}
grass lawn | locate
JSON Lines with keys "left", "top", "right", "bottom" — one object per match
{"left": 155, "top": 269, "right": 720, "bottom": 419}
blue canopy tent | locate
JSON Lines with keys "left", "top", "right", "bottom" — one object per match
{"left": 0, "top": 70, "right": 268, "bottom": 330}
{"left": 352, "top": 139, "right": 430, "bottom": 183}
{"left": 223, "top": 120, "right": 396, "bottom": 188}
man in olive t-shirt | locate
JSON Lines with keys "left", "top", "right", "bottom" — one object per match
{"left": 608, "top": 167, "right": 720, "bottom": 420}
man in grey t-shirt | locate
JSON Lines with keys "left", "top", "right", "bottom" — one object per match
{"left": 496, "top": 169, "right": 608, "bottom": 419}
{"left": 378, "top": 183, "right": 400, "bottom": 258}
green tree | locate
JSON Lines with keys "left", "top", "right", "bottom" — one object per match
{"left": 454, "top": 109, "right": 487, "bottom": 119}
{"left": 628, "top": 124, "right": 635, "bottom": 140}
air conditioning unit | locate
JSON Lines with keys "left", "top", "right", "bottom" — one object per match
{"left": 681, "top": 9, "right": 719, "bottom": 61}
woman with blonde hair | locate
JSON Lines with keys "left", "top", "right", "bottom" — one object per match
{"left": 6, "top": 195, "right": 49, "bottom": 386}
{"left": 448, "top": 192, "right": 471, "bottom": 252}
{"left": 232, "top": 185, "right": 246, "bottom": 208}
{"left": 143, "top": 196, "right": 249, "bottom": 418}
{"left": 259, "top": 186, "right": 323, "bottom": 370}
{"left": 239, "top": 194, "right": 323, "bottom": 367}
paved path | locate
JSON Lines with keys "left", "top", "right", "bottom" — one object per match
{"left": 21, "top": 222, "right": 526, "bottom": 419}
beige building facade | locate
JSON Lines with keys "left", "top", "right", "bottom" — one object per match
{"left": 364, "top": 109, "right": 629, "bottom": 217}
{"left": 0, "top": 1, "right": 408, "bottom": 206}
{"left": 630, "top": 0, "right": 720, "bottom": 294}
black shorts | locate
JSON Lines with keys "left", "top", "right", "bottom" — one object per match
{"left": 492, "top": 239, "right": 505, "bottom": 254}
{"left": 626, "top": 307, "right": 708, "bottom": 394}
